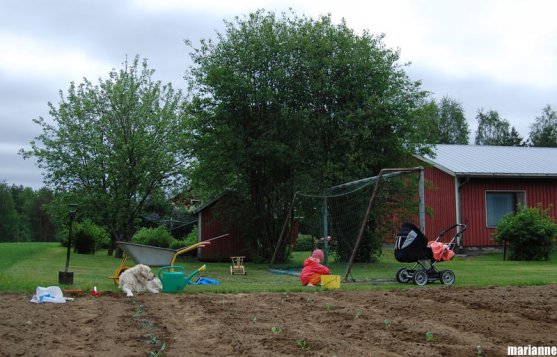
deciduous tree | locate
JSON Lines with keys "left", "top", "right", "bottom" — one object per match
{"left": 474, "top": 109, "right": 523, "bottom": 146}
{"left": 436, "top": 96, "right": 470, "bottom": 144}
{"left": 416, "top": 96, "right": 470, "bottom": 145}
{"left": 529, "top": 105, "right": 557, "bottom": 147}
{"left": 186, "top": 10, "right": 430, "bottom": 260}
{"left": 22, "top": 57, "right": 190, "bottom": 254}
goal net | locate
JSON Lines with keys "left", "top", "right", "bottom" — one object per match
{"left": 271, "top": 168, "right": 425, "bottom": 275}
{"left": 295, "top": 176, "right": 378, "bottom": 263}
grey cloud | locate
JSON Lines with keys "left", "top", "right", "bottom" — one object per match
{"left": 2, "top": 1, "right": 556, "bottom": 188}
{"left": 0, "top": 151, "right": 43, "bottom": 189}
{"left": 408, "top": 65, "right": 557, "bottom": 138}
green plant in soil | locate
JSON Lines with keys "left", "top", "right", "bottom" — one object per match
{"left": 296, "top": 339, "right": 309, "bottom": 350}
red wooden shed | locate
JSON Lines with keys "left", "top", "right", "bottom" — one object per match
{"left": 193, "top": 192, "right": 249, "bottom": 262}
{"left": 415, "top": 145, "right": 557, "bottom": 248}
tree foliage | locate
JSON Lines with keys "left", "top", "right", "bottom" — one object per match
{"left": 529, "top": 105, "right": 557, "bottom": 147}
{"left": 415, "top": 96, "right": 470, "bottom": 145}
{"left": 421, "top": 96, "right": 470, "bottom": 145}
{"left": 21, "top": 56, "right": 190, "bottom": 253}
{"left": 474, "top": 109, "right": 524, "bottom": 146}
{"left": 186, "top": 10, "right": 430, "bottom": 260}
{"left": 0, "top": 182, "right": 56, "bottom": 242}
{"left": 435, "top": 96, "right": 469, "bottom": 144}
{"left": 9, "top": 185, "right": 35, "bottom": 241}
{"left": 0, "top": 182, "right": 19, "bottom": 242}
{"left": 31, "top": 188, "right": 57, "bottom": 242}
{"left": 412, "top": 99, "right": 440, "bottom": 142}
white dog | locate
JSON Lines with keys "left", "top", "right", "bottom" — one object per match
{"left": 118, "top": 264, "right": 162, "bottom": 297}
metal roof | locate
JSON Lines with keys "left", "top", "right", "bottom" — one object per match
{"left": 417, "top": 144, "right": 557, "bottom": 177}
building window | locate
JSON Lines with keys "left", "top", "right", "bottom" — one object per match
{"left": 485, "top": 191, "right": 526, "bottom": 228}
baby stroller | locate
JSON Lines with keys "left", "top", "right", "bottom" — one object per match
{"left": 394, "top": 222, "right": 467, "bottom": 286}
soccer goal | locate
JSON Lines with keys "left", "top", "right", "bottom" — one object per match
{"left": 271, "top": 167, "right": 425, "bottom": 282}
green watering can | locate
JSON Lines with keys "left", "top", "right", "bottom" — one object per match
{"left": 158, "top": 265, "right": 207, "bottom": 293}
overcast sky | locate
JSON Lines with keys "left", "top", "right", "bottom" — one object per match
{"left": 1, "top": 0, "right": 556, "bottom": 189}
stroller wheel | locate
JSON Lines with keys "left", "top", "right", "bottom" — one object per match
{"left": 414, "top": 270, "right": 428, "bottom": 286}
{"left": 396, "top": 268, "right": 411, "bottom": 283}
{"left": 440, "top": 270, "right": 455, "bottom": 285}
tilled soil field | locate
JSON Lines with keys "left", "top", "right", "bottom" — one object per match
{"left": 1, "top": 285, "right": 556, "bottom": 356}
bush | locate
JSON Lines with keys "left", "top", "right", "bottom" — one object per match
{"left": 168, "top": 226, "right": 199, "bottom": 255}
{"left": 169, "top": 240, "right": 188, "bottom": 250}
{"left": 494, "top": 205, "right": 557, "bottom": 261}
{"left": 294, "top": 235, "right": 314, "bottom": 251}
{"left": 183, "top": 225, "right": 198, "bottom": 246}
{"left": 132, "top": 226, "right": 174, "bottom": 248}
{"left": 72, "top": 220, "right": 110, "bottom": 254}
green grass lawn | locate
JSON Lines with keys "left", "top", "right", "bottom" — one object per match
{"left": 1, "top": 242, "right": 556, "bottom": 294}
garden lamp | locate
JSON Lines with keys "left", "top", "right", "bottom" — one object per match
{"left": 59, "top": 203, "right": 78, "bottom": 284}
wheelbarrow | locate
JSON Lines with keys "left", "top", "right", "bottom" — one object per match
{"left": 110, "top": 233, "right": 230, "bottom": 285}
{"left": 110, "top": 241, "right": 210, "bottom": 285}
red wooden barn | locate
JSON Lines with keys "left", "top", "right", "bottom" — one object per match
{"left": 193, "top": 192, "right": 249, "bottom": 262}
{"left": 415, "top": 144, "right": 557, "bottom": 248}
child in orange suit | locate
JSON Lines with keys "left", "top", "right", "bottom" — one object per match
{"left": 300, "top": 249, "right": 331, "bottom": 286}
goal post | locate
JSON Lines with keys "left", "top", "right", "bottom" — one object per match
{"left": 343, "top": 167, "right": 424, "bottom": 282}
{"left": 270, "top": 167, "right": 425, "bottom": 270}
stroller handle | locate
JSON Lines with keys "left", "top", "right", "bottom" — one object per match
{"left": 435, "top": 223, "right": 467, "bottom": 241}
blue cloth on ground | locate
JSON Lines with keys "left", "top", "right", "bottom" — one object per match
{"left": 187, "top": 277, "right": 221, "bottom": 285}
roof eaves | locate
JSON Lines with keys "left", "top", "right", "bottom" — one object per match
{"left": 191, "top": 191, "right": 230, "bottom": 214}
{"left": 454, "top": 172, "right": 557, "bottom": 178}
{"left": 414, "top": 154, "right": 456, "bottom": 177}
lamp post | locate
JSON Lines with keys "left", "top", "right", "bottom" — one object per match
{"left": 59, "top": 203, "right": 78, "bottom": 285}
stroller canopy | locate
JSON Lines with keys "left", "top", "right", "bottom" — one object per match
{"left": 394, "top": 223, "right": 433, "bottom": 263}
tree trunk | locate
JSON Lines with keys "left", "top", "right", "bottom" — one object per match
{"left": 108, "top": 232, "right": 124, "bottom": 256}
{"left": 108, "top": 239, "right": 115, "bottom": 256}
